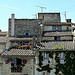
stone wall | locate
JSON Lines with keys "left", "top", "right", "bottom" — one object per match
{"left": 0, "top": 57, "right": 34, "bottom": 75}
{"left": 38, "top": 13, "right": 61, "bottom": 23}
{"left": 8, "top": 19, "right": 42, "bottom": 37}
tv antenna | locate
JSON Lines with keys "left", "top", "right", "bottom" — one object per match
{"left": 32, "top": 14, "right": 37, "bottom": 19}
{"left": 36, "top": 6, "right": 46, "bottom": 13}
{"left": 63, "top": 12, "right": 66, "bottom": 21}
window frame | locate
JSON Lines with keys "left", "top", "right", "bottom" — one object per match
{"left": 52, "top": 26, "right": 56, "bottom": 31}
{"left": 58, "top": 26, "right": 62, "bottom": 31}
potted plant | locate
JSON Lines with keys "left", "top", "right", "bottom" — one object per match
{"left": 23, "top": 59, "right": 27, "bottom": 64}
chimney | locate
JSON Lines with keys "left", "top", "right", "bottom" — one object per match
{"left": 11, "top": 14, "right": 15, "bottom": 36}
{"left": 66, "top": 19, "right": 71, "bottom": 23}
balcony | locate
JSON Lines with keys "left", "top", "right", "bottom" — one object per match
{"left": 10, "top": 43, "right": 32, "bottom": 50}
{"left": 43, "top": 31, "right": 72, "bottom": 37}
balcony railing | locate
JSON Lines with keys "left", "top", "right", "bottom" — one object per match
{"left": 43, "top": 31, "right": 72, "bottom": 37}
{"left": 43, "top": 30, "right": 71, "bottom": 33}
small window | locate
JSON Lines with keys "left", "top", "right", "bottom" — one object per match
{"left": 43, "top": 53, "right": 49, "bottom": 60}
{"left": 52, "top": 26, "right": 56, "bottom": 31}
{"left": 54, "top": 37, "right": 61, "bottom": 41}
{"left": 60, "top": 53, "right": 65, "bottom": 64}
{"left": 26, "top": 33, "right": 29, "bottom": 36}
{"left": 66, "top": 27, "right": 69, "bottom": 31}
{"left": 42, "top": 72, "right": 46, "bottom": 75}
{"left": 11, "top": 58, "right": 22, "bottom": 72}
{"left": 49, "top": 58, "right": 53, "bottom": 65}
{"left": 58, "top": 26, "right": 62, "bottom": 31}
{"left": 25, "top": 33, "right": 31, "bottom": 36}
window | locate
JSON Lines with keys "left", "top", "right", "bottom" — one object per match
{"left": 42, "top": 72, "right": 46, "bottom": 75}
{"left": 49, "top": 58, "right": 53, "bottom": 65}
{"left": 66, "top": 27, "right": 69, "bottom": 31}
{"left": 25, "top": 33, "right": 31, "bottom": 36}
{"left": 54, "top": 37, "right": 61, "bottom": 41}
{"left": 52, "top": 26, "right": 56, "bottom": 31}
{"left": 60, "top": 53, "right": 64, "bottom": 64}
{"left": 43, "top": 53, "right": 49, "bottom": 65}
{"left": 43, "top": 53, "right": 49, "bottom": 60}
{"left": 26, "top": 33, "right": 29, "bottom": 36}
{"left": 58, "top": 26, "right": 62, "bottom": 31}
{"left": 11, "top": 58, "right": 22, "bottom": 72}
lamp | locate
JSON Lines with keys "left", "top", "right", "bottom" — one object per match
{"left": 40, "top": 23, "right": 43, "bottom": 27}
{"left": 40, "top": 23, "right": 43, "bottom": 43}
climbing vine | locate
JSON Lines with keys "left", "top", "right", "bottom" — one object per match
{"left": 54, "top": 45, "right": 75, "bottom": 75}
{"left": 37, "top": 45, "right": 75, "bottom": 74}
{"left": 37, "top": 51, "right": 53, "bottom": 73}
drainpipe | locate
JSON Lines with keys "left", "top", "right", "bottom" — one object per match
{"left": 33, "top": 57, "right": 35, "bottom": 75}
{"left": 33, "top": 50, "right": 36, "bottom": 75}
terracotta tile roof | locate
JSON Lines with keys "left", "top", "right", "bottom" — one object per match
{"left": 40, "top": 41, "right": 74, "bottom": 50}
{"left": 44, "top": 31, "right": 72, "bottom": 36}
{"left": 0, "top": 37, "right": 9, "bottom": 43}
{"left": 0, "top": 50, "right": 5, "bottom": 54}
{"left": 0, "top": 37, "right": 33, "bottom": 43}
{"left": 9, "top": 37, "right": 33, "bottom": 41}
{"left": 0, "top": 31, "right": 7, "bottom": 35}
{"left": 1, "top": 49, "right": 34, "bottom": 57}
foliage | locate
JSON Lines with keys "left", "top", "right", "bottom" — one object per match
{"left": 53, "top": 44, "right": 68, "bottom": 50}
{"left": 37, "top": 51, "right": 53, "bottom": 73}
{"left": 37, "top": 44, "right": 75, "bottom": 74}
{"left": 54, "top": 45, "right": 75, "bottom": 75}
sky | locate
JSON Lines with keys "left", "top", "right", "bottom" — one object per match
{"left": 0, "top": 0, "right": 75, "bottom": 31}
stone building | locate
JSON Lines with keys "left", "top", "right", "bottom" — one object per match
{"left": 0, "top": 30, "right": 8, "bottom": 55}
{"left": 0, "top": 12, "right": 75, "bottom": 75}
{"left": 8, "top": 14, "right": 42, "bottom": 37}
{"left": 35, "top": 13, "right": 75, "bottom": 75}
{"left": 0, "top": 30, "right": 7, "bottom": 37}
{"left": 0, "top": 14, "right": 40, "bottom": 75}
{"left": 0, "top": 37, "right": 34, "bottom": 75}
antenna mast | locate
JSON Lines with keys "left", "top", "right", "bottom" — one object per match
{"left": 36, "top": 6, "right": 46, "bottom": 13}
{"left": 32, "top": 14, "right": 37, "bottom": 19}
{"left": 63, "top": 12, "right": 66, "bottom": 22}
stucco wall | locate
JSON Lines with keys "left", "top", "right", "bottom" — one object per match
{"left": 42, "top": 37, "right": 54, "bottom": 41}
{"left": 62, "top": 26, "right": 71, "bottom": 31}
{"left": 0, "top": 45, "right": 6, "bottom": 49}
{"left": 0, "top": 57, "right": 33, "bottom": 75}
{"left": 61, "top": 36, "right": 72, "bottom": 40}
{"left": 44, "top": 26, "right": 71, "bottom": 31}
{"left": 44, "top": 26, "right": 52, "bottom": 31}
{"left": 42, "top": 36, "right": 72, "bottom": 41}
